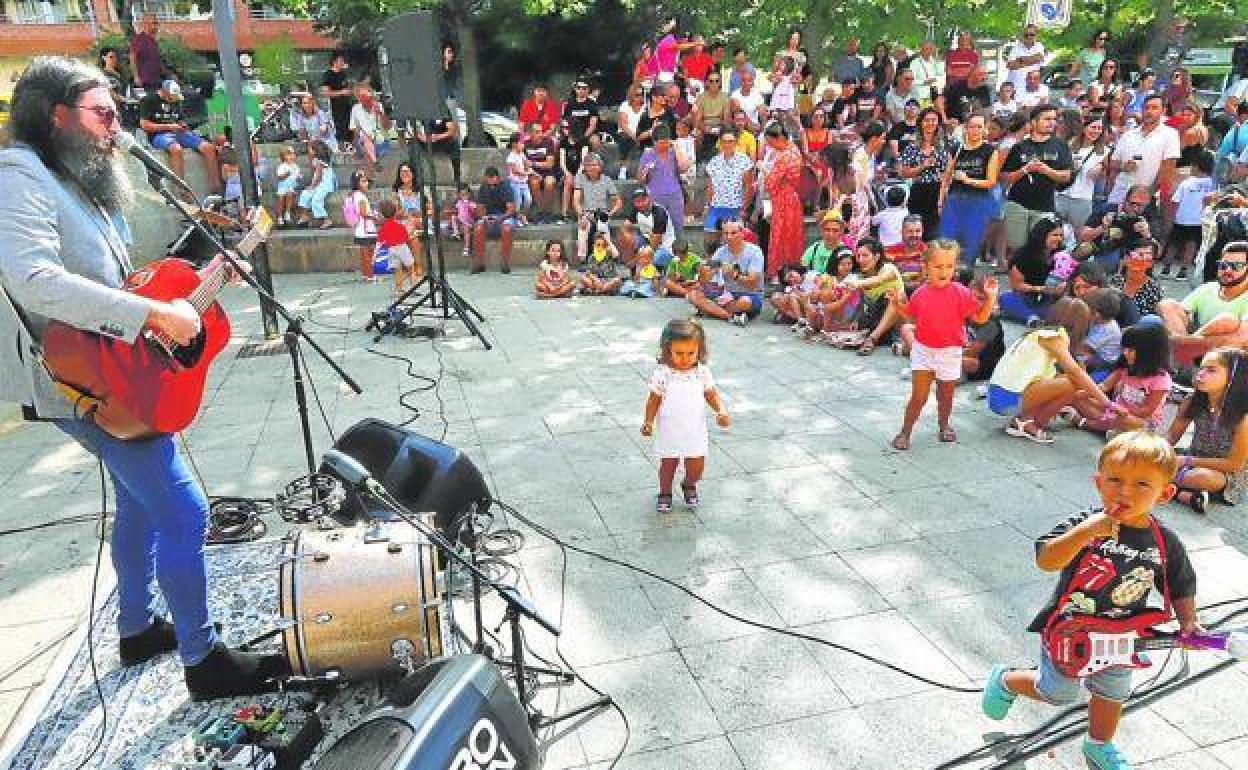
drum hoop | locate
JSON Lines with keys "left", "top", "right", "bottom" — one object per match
{"left": 279, "top": 530, "right": 312, "bottom": 677}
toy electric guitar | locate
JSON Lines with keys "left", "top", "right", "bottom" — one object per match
{"left": 1045, "top": 615, "right": 1248, "bottom": 679}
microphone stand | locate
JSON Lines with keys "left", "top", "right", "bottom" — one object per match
{"left": 145, "top": 170, "right": 362, "bottom": 474}
{"left": 363, "top": 483, "right": 611, "bottom": 733}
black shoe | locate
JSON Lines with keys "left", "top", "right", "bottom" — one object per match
{"left": 119, "top": 616, "right": 177, "bottom": 667}
{"left": 471, "top": 266, "right": 486, "bottom": 274}
{"left": 500, "top": 265, "right": 512, "bottom": 274}
{"left": 1176, "top": 267, "right": 1188, "bottom": 281}
{"left": 1160, "top": 263, "right": 1173, "bottom": 276}
{"left": 184, "top": 643, "right": 290, "bottom": 702}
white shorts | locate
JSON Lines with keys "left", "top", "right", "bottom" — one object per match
{"left": 910, "top": 341, "right": 963, "bottom": 381}
{"left": 389, "top": 243, "right": 414, "bottom": 268}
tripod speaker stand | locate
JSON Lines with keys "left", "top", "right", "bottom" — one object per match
{"left": 365, "top": 124, "right": 490, "bottom": 349}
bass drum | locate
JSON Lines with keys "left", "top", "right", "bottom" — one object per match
{"left": 279, "top": 525, "right": 444, "bottom": 681}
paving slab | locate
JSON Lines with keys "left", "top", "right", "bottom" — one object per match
{"left": 1, "top": 269, "right": 1244, "bottom": 769}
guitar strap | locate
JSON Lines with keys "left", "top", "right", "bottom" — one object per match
{"left": 1042, "top": 515, "right": 1173, "bottom": 641}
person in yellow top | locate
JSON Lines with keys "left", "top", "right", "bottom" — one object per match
{"left": 988, "top": 297, "right": 1113, "bottom": 443}
{"left": 732, "top": 109, "right": 758, "bottom": 161}
{"left": 622, "top": 246, "right": 662, "bottom": 298}
{"left": 837, "top": 237, "right": 905, "bottom": 354}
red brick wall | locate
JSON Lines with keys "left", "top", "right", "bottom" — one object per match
{"left": 0, "top": 0, "right": 336, "bottom": 57}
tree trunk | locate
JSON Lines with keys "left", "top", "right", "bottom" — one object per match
{"left": 453, "top": 11, "right": 486, "bottom": 147}
{"left": 1147, "top": 0, "right": 1177, "bottom": 77}
{"left": 803, "top": 15, "right": 825, "bottom": 89}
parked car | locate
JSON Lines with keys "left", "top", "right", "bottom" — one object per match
{"left": 454, "top": 107, "right": 519, "bottom": 147}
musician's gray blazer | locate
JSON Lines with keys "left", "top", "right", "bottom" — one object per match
{"left": 0, "top": 143, "right": 150, "bottom": 419}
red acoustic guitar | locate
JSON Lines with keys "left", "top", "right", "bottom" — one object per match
{"left": 42, "top": 209, "right": 271, "bottom": 440}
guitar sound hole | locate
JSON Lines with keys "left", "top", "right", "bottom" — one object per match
{"left": 173, "top": 329, "right": 206, "bottom": 368}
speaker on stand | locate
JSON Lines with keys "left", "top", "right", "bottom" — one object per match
{"left": 370, "top": 11, "right": 492, "bottom": 350}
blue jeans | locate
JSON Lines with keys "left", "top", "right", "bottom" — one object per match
{"left": 997, "top": 291, "right": 1054, "bottom": 324}
{"left": 54, "top": 418, "right": 218, "bottom": 666}
{"left": 940, "top": 190, "right": 997, "bottom": 266}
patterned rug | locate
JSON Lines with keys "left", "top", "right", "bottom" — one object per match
{"left": 3, "top": 538, "right": 416, "bottom": 770}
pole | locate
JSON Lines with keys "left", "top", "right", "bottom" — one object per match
{"left": 212, "top": 0, "right": 280, "bottom": 338}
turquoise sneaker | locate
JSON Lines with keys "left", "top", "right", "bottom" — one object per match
{"left": 1082, "top": 739, "right": 1133, "bottom": 770}
{"left": 981, "top": 664, "right": 1017, "bottom": 720}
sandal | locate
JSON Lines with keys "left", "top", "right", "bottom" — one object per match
{"left": 1057, "top": 407, "right": 1085, "bottom": 429}
{"left": 939, "top": 426, "right": 957, "bottom": 443}
{"left": 891, "top": 433, "right": 911, "bottom": 450}
{"left": 1177, "top": 489, "right": 1209, "bottom": 514}
{"left": 680, "top": 482, "right": 700, "bottom": 508}
{"left": 1005, "top": 417, "right": 1054, "bottom": 444}
{"left": 656, "top": 494, "right": 673, "bottom": 514}
{"left": 891, "top": 341, "right": 905, "bottom": 356}
{"left": 857, "top": 338, "right": 877, "bottom": 356}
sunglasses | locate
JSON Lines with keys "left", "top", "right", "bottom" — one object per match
{"left": 76, "top": 104, "right": 119, "bottom": 124}
{"left": 1218, "top": 261, "right": 1248, "bottom": 271}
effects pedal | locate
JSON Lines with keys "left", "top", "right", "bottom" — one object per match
{"left": 252, "top": 704, "right": 324, "bottom": 770}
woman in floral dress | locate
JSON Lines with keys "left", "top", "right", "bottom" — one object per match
{"left": 762, "top": 122, "right": 804, "bottom": 279}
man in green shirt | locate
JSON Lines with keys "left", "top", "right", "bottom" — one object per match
{"left": 1158, "top": 241, "right": 1248, "bottom": 363}
{"left": 801, "top": 212, "right": 852, "bottom": 273}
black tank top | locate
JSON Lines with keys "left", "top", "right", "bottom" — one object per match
{"left": 951, "top": 142, "right": 996, "bottom": 194}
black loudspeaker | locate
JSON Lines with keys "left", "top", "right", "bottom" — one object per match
{"left": 318, "top": 418, "right": 489, "bottom": 541}
{"left": 381, "top": 11, "right": 447, "bottom": 122}
{"left": 313, "top": 655, "right": 538, "bottom": 770}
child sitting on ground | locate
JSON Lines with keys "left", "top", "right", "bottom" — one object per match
{"left": 663, "top": 241, "right": 702, "bottom": 298}
{"left": 641, "top": 319, "right": 731, "bottom": 513}
{"left": 377, "top": 199, "right": 418, "bottom": 297}
{"left": 621, "top": 246, "right": 662, "bottom": 298}
{"left": 581, "top": 232, "right": 624, "bottom": 295}
{"left": 1060, "top": 322, "right": 1172, "bottom": 435}
{"left": 769, "top": 265, "right": 821, "bottom": 324}
{"left": 872, "top": 185, "right": 908, "bottom": 248}
{"left": 1079, "top": 288, "right": 1123, "bottom": 381}
{"left": 1166, "top": 347, "right": 1248, "bottom": 513}
{"left": 887, "top": 240, "right": 998, "bottom": 449}
{"left": 794, "top": 251, "right": 859, "bottom": 339}
{"left": 982, "top": 431, "right": 1201, "bottom": 770}
{"left": 535, "top": 239, "right": 577, "bottom": 299}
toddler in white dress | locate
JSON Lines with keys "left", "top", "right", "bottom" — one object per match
{"left": 641, "top": 320, "right": 731, "bottom": 513}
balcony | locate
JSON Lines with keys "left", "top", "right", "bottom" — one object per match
{"left": 248, "top": 2, "right": 299, "bottom": 20}
{"left": 129, "top": 0, "right": 211, "bottom": 21}
{"left": 1, "top": 0, "right": 93, "bottom": 24}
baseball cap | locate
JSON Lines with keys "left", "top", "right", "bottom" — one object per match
{"left": 631, "top": 187, "right": 650, "bottom": 200}
{"left": 162, "top": 79, "right": 182, "bottom": 98}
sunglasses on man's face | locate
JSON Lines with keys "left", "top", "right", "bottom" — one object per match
{"left": 1218, "top": 260, "right": 1248, "bottom": 271}
{"left": 76, "top": 105, "right": 119, "bottom": 125}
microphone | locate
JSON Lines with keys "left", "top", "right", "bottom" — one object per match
{"left": 322, "top": 449, "right": 382, "bottom": 493}
{"left": 112, "top": 131, "right": 194, "bottom": 194}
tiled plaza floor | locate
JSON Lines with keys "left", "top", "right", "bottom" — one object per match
{"left": 1, "top": 271, "right": 1246, "bottom": 769}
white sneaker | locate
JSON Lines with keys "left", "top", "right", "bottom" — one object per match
{"left": 617, "top": 167, "right": 628, "bottom": 180}
{"left": 900, "top": 367, "right": 911, "bottom": 380}
{"left": 731, "top": 313, "right": 747, "bottom": 327}
{"left": 975, "top": 384, "right": 989, "bottom": 400}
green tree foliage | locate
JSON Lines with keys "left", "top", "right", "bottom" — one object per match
{"left": 254, "top": 33, "right": 302, "bottom": 90}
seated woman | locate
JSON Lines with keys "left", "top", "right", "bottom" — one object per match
{"left": 987, "top": 297, "right": 1114, "bottom": 444}
{"left": 836, "top": 237, "right": 905, "bottom": 354}
{"left": 1111, "top": 239, "right": 1164, "bottom": 319}
{"left": 997, "top": 217, "right": 1066, "bottom": 324}
{"left": 1166, "top": 347, "right": 1248, "bottom": 513}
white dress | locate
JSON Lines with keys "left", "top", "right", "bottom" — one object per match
{"left": 649, "top": 364, "right": 714, "bottom": 459}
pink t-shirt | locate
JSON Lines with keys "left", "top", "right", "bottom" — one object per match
{"left": 1112, "top": 369, "right": 1172, "bottom": 429}
{"left": 908, "top": 282, "right": 979, "bottom": 349}
{"left": 655, "top": 34, "right": 680, "bottom": 76}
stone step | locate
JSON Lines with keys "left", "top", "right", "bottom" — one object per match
{"left": 264, "top": 219, "right": 822, "bottom": 274}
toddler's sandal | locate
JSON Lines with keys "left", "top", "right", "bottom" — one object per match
{"left": 656, "top": 494, "right": 673, "bottom": 514}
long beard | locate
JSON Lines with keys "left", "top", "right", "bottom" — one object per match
{"left": 53, "top": 128, "right": 134, "bottom": 213}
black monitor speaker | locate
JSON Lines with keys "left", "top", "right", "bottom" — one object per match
{"left": 318, "top": 418, "right": 489, "bottom": 543}
{"left": 313, "top": 655, "right": 538, "bottom": 770}
{"left": 381, "top": 11, "right": 447, "bottom": 122}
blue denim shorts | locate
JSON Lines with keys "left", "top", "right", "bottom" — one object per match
{"left": 1036, "top": 644, "right": 1136, "bottom": 705}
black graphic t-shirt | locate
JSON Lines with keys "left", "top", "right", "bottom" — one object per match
{"left": 1003, "top": 136, "right": 1072, "bottom": 212}
{"left": 562, "top": 97, "right": 599, "bottom": 139}
{"left": 1027, "top": 509, "right": 1197, "bottom": 633}
{"left": 950, "top": 142, "right": 997, "bottom": 195}
{"left": 140, "top": 93, "right": 183, "bottom": 137}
